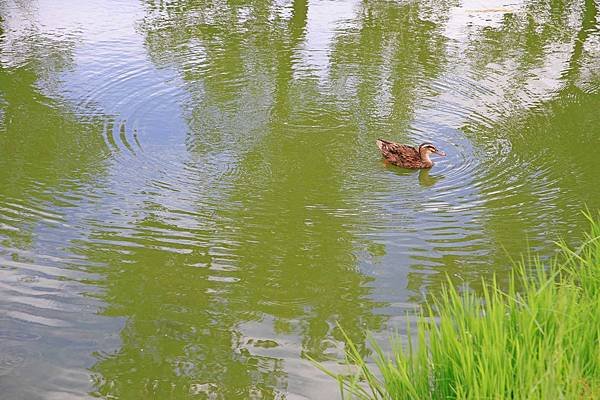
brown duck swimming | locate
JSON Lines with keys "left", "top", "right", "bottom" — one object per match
{"left": 376, "top": 139, "right": 446, "bottom": 169}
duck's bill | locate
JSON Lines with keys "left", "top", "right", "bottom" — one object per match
{"left": 436, "top": 150, "right": 447, "bottom": 156}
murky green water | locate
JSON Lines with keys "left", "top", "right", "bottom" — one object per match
{"left": 0, "top": 0, "right": 599, "bottom": 398}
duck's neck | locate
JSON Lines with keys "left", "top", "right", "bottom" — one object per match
{"left": 419, "top": 149, "right": 433, "bottom": 166}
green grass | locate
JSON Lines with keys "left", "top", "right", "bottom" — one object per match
{"left": 316, "top": 212, "right": 600, "bottom": 399}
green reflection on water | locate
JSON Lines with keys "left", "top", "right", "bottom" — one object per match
{"left": 0, "top": 0, "right": 599, "bottom": 398}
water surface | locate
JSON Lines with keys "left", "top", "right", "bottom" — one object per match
{"left": 1, "top": 0, "right": 599, "bottom": 398}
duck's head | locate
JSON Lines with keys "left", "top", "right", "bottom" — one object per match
{"left": 419, "top": 142, "right": 446, "bottom": 159}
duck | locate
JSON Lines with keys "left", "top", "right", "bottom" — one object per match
{"left": 376, "top": 139, "right": 446, "bottom": 169}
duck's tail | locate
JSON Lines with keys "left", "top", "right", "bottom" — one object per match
{"left": 376, "top": 139, "right": 390, "bottom": 151}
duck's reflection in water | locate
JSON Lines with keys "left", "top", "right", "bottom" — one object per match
{"left": 418, "top": 168, "right": 443, "bottom": 187}
{"left": 382, "top": 161, "right": 444, "bottom": 187}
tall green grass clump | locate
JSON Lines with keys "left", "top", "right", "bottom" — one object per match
{"left": 318, "top": 213, "right": 600, "bottom": 399}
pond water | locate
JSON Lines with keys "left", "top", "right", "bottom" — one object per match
{"left": 0, "top": 0, "right": 599, "bottom": 398}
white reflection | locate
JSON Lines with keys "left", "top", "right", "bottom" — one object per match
{"left": 296, "top": 0, "right": 359, "bottom": 83}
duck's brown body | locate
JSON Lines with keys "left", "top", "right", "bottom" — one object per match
{"left": 376, "top": 139, "right": 445, "bottom": 169}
